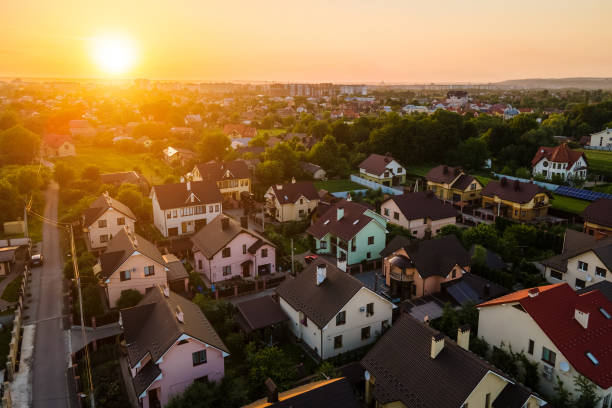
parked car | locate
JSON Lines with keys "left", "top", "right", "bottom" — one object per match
{"left": 304, "top": 255, "right": 318, "bottom": 264}
{"left": 31, "top": 254, "right": 43, "bottom": 266}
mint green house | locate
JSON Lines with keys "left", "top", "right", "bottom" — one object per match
{"left": 307, "top": 200, "right": 388, "bottom": 272}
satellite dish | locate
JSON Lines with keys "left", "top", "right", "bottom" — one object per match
{"left": 560, "top": 362, "right": 570, "bottom": 372}
{"left": 364, "top": 370, "right": 371, "bottom": 381}
{"left": 586, "top": 275, "right": 593, "bottom": 282}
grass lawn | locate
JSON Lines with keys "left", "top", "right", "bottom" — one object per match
{"left": 257, "top": 128, "right": 287, "bottom": 137}
{"left": 1, "top": 274, "right": 23, "bottom": 303}
{"left": 404, "top": 164, "right": 434, "bottom": 177}
{"left": 589, "top": 183, "right": 612, "bottom": 194}
{"left": 0, "top": 323, "right": 13, "bottom": 369}
{"left": 314, "top": 179, "right": 364, "bottom": 193}
{"left": 579, "top": 149, "right": 612, "bottom": 176}
{"left": 551, "top": 194, "right": 590, "bottom": 215}
{"left": 473, "top": 173, "right": 495, "bottom": 186}
{"left": 55, "top": 146, "right": 174, "bottom": 185}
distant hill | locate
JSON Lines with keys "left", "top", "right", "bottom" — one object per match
{"left": 495, "top": 77, "right": 612, "bottom": 90}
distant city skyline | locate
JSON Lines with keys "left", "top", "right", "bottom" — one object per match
{"left": 2, "top": 0, "right": 612, "bottom": 83}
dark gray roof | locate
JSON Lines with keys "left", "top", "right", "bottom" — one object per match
{"left": 443, "top": 274, "right": 509, "bottom": 305}
{"left": 578, "top": 281, "right": 612, "bottom": 303}
{"left": 82, "top": 194, "right": 136, "bottom": 227}
{"left": 151, "top": 181, "right": 222, "bottom": 210}
{"left": 583, "top": 198, "right": 612, "bottom": 228}
{"left": 235, "top": 295, "right": 288, "bottom": 332}
{"left": 276, "top": 259, "right": 364, "bottom": 328}
{"left": 492, "top": 383, "right": 533, "bottom": 408}
{"left": 269, "top": 181, "right": 319, "bottom": 204}
{"left": 266, "top": 378, "right": 359, "bottom": 408}
{"left": 163, "top": 259, "right": 189, "bottom": 282}
{"left": 132, "top": 360, "right": 161, "bottom": 397}
{"left": 541, "top": 230, "right": 612, "bottom": 273}
{"left": 384, "top": 192, "right": 458, "bottom": 221}
{"left": 307, "top": 200, "right": 382, "bottom": 241}
{"left": 0, "top": 246, "right": 17, "bottom": 263}
{"left": 380, "top": 235, "right": 413, "bottom": 258}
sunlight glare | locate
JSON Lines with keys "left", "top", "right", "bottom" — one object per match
{"left": 91, "top": 34, "right": 136, "bottom": 75}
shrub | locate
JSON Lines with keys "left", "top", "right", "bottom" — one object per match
{"left": 115, "top": 289, "right": 143, "bottom": 309}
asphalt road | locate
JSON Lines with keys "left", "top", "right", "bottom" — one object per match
{"left": 31, "top": 182, "right": 70, "bottom": 407}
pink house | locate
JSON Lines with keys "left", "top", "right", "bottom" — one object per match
{"left": 190, "top": 215, "right": 276, "bottom": 284}
{"left": 120, "top": 285, "right": 229, "bottom": 408}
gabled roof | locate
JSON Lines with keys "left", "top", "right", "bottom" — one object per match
{"left": 384, "top": 191, "right": 458, "bottom": 221}
{"left": 268, "top": 181, "right": 319, "bottom": 204}
{"left": 531, "top": 143, "right": 586, "bottom": 168}
{"left": 190, "top": 215, "right": 274, "bottom": 259}
{"left": 42, "top": 133, "right": 73, "bottom": 149}
{"left": 307, "top": 200, "right": 383, "bottom": 241}
{"left": 121, "top": 286, "right": 228, "bottom": 391}
{"left": 98, "top": 228, "right": 166, "bottom": 280}
{"left": 300, "top": 162, "right": 324, "bottom": 175}
{"left": 194, "top": 160, "right": 250, "bottom": 181}
{"left": 100, "top": 171, "right": 145, "bottom": 186}
{"left": 222, "top": 123, "right": 256, "bottom": 138}
{"left": 162, "top": 254, "right": 189, "bottom": 282}
{"left": 481, "top": 179, "right": 547, "bottom": 204}
{"left": 235, "top": 295, "right": 288, "bottom": 332}
{"left": 479, "top": 283, "right": 612, "bottom": 389}
{"left": 151, "top": 181, "right": 222, "bottom": 210}
{"left": 583, "top": 198, "right": 612, "bottom": 228}
{"left": 540, "top": 230, "right": 612, "bottom": 273}
{"left": 358, "top": 153, "right": 402, "bottom": 176}
{"left": 426, "top": 165, "right": 464, "bottom": 185}
{"left": 276, "top": 259, "right": 365, "bottom": 328}
{"left": 244, "top": 378, "right": 359, "bottom": 408}
{"left": 82, "top": 193, "right": 136, "bottom": 227}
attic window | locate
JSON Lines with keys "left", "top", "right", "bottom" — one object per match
{"left": 284, "top": 195, "right": 288, "bottom": 200}
{"left": 324, "top": 220, "right": 330, "bottom": 225}
{"left": 586, "top": 352, "right": 599, "bottom": 366}
{"left": 353, "top": 220, "right": 359, "bottom": 225}
{"left": 600, "top": 308, "right": 611, "bottom": 319}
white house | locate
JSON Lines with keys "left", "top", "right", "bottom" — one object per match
{"left": 589, "top": 128, "right": 612, "bottom": 149}
{"left": 358, "top": 153, "right": 406, "bottom": 186}
{"left": 151, "top": 181, "right": 223, "bottom": 238}
{"left": 276, "top": 260, "right": 394, "bottom": 360}
{"left": 82, "top": 193, "right": 136, "bottom": 250}
{"left": 531, "top": 143, "right": 588, "bottom": 181}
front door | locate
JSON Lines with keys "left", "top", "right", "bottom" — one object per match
{"left": 148, "top": 388, "right": 161, "bottom": 408}
{"left": 181, "top": 221, "right": 189, "bottom": 234}
{"left": 258, "top": 264, "right": 271, "bottom": 276}
{"left": 242, "top": 262, "right": 250, "bottom": 277}
{"left": 168, "top": 227, "right": 179, "bottom": 237}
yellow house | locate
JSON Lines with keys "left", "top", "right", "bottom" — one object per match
{"left": 426, "top": 165, "right": 483, "bottom": 205}
{"left": 582, "top": 198, "right": 612, "bottom": 239}
{"left": 264, "top": 179, "right": 320, "bottom": 222}
{"left": 481, "top": 178, "right": 550, "bottom": 222}
{"left": 190, "top": 160, "right": 251, "bottom": 201}
{"left": 362, "top": 316, "right": 545, "bottom": 408}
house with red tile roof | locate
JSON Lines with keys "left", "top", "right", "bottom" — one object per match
{"left": 531, "top": 143, "right": 588, "bottom": 181}
{"left": 41, "top": 133, "right": 76, "bottom": 158}
{"left": 222, "top": 124, "right": 257, "bottom": 139}
{"left": 478, "top": 283, "right": 612, "bottom": 401}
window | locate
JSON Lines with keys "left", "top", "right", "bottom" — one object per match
{"left": 578, "top": 261, "right": 588, "bottom": 271}
{"left": 393, "top": 212, "right": 399, "bottom": 220}
{"left": 242, "top": 244, "right": 247, "bottom": 254}
{"left": 368, "top": 236, "right": 374, "bottom": 245}
{"left": 361, "top": 326, "right": 371, "bottom": 340}
{"left": 451, "top": 270, "right": 456, "bottom": 279}
{"left": 541, "top": 347, "right": 556, "bottom": 366}
{"left": 166, "top": 212, "right": 171, "bottom": 219}
{"left": 485, "top": 393, "right": 491, "bottom": 408}
{"left": 366, "top": 252, "right": 371, "bottom": 259}
{"left": 336, "top": 311, "right": 346, "bottom": 326}
{"left": 384, "top": 208, "right": 390, "bottom": 216}
{"left": 470, "top": 183, "right": 477, "bottom": 190}
{"left": 222, "top": 265, "right": 231, "bottom": 276}
{"left": 120, "top": 270, "right": 131, "bottom": 281}
{"left": 366, "top": 303, "right": 374, "bottom": 317}
{"left": 222, "top": 247, "right": 231, "bottom": 258}
{"left": 198, "top": 260, "right": 203, "bottom": 270}
{"left": 192, "top": 350, "right": 207, "bottom": 366}
{"left": 550, "top": 270, "right": 563, "bottom": 280}
{"left": 261, "top": 248, "right": 268, "bottom": 258}
{"left": 602, "top": 394, "right": 611, "bottom": 408}
{"left": 178, "top": 339, "right": 189, "bottom": 345}
{"left": 117, "top": 217, "right": 125, "bottom": 225}
{"left": 215, "top": 204, "right": 220, "bottom": 212}
{"left": 334, "top": 335, "right": 342, "bottom": 349}
{"left": 320, "top": 241, "right": 327, "bottom": 250}
{"left": 300, "top": 198, "right": 303, "bottom": 204}
{"left": 596, "top": 267, "right": 607, "bottom": 278}
{"left": 144, "top": 265, "right": 154, "bottom": 276}
{"left": 209, "top": 205, "right": 214, "bottom": 212}
{"left": 100, "top": 234, "right": 109, "bottom": 243}
{"left": 575, "top": 278, "right": 586, "bottom": 290}
{"left": 528, "top": 339, "right": 534, "bottom": 355}
{"left": 98, "top": 219, "right": 107, "bottom": 228}
{"left": 172, "top": 209, "right": 178, "bottom": 218}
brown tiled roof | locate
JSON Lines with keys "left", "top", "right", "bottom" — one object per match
{"left": 426, "top": 165, "right": 463, "bottom": 184}
{"left": 583, "top": 198, "right": 612, "bottom": 228}
{"left": 385, "top": 191, "right": 458, "bottom": 222}
{"left": 399, "top": 235, "right": 470, "bottom": 279}
{"left": 151, "top": 181, "right": 222, "bottom": 210}
{"left": 82, "top": 194, "right": 136, "bottom": 227}
{"left": 481, "top": 179, "right": 547, "bottom": 204}
{"left": 276, "top": 259, "right": 364, "bottom": 328}
{"left": 269, "top": 181, "right": 319, "bottom": 204}
{"left": 190, "top": 214, "right": 274, "bottom": 259}
{"left": 121, "top": 286, "right": 228, "bottom": 368}
{"left": 194, "top": 160, "right": 250, "bottom": 181}
{"left": 307, "top": 200, "right": 382, "bottom": 241}
{"left": 162, "top": 254, "right": 189, "bottom": 282}
{"left": 98, "top": 228, "right": 166, "bottom": 280}
{"left": 235, "top": 295, "right": 288, "bottom": 332}
{"left": 358, "top": 153, "right": 401, "bottom": 176}
{"left": 132, "top": 360, "right": 161, "bottom": 397}
{"left": 223, "top": 123, "right": 256, "bottom": 138}
{"left": 531, "top": 143, "right": 586, "bottom": 168}
{"left": 451, "top": 174, "right": 477, "bottom": 191}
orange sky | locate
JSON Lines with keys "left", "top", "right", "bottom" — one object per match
{"left": 2, "top": 0, "right": 612, "bottom": 83}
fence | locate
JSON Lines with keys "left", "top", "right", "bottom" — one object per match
{"left": 492, "top": 173, "right": 559, "bottom": 191}
{"left": 331, "top": 190, "right": 368, "bottom": 199}
{"left": 583, "top": 145, "right": 612, "bottom": 151}
{"left": 349, "top": 175, "right": 404, "bottom": 195}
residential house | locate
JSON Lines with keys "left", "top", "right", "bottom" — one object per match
{"left": 162, "top": 146, "right": 197, "bottom": 166}
{"left": 121, "top": 285, "right": 229, "bottom": 408}
{"left": 361, "top": 315, "right": 545, "bottom": 408}
{"left": 589, "top": 128, "right": 612, "bottom": 149}
{"left": 0, "top": 246, "right": 17, "bottom": 276}
{"left": 308, "top": 199, "right": 388, "bottom": 271}
{"left": 100, "top": 171, "right": 150, "bottom": 193}
{"left": 68, "top": 119, "right": 96, "bottom": 138}
{"left": 358, "top": 153, "right": 406, "bottom": 186}
{"left": 480, "top": 178, "right": 550, "bottom": 222}
{"left": 531, "top": 143, "right": 588, "bottom": 181}
{"left": 41, "top": 134, "right": 76, "bottom": 158}
{"left": 190, "top": 160, "right": 251, "bottom": 201}
{"left": 478, "top": 283, "right": 612, "bottom": 403}
{"left": 380, "top": 191, "right": 458, "bottom": 238}
{"left": 96, "top": 227, "right": 188, "bottom": 306}
{"left": 151, "top": 181, "right": 222, "bottom": 238}
{"left": 82, "top": 192, "right": 136, "bottom": 250}
{"left": 381, "top": 235, "right": 470, "bottom": 300}
{"left": 583, "top": 198, "right": 612, "bottom": 238}
{"left": 425, "top": 165, "right": 483, "bottom": 205}
{"left": 541, "top": 229, "right": 611, "bottom": 290}
{"left": 265, "top": 180, "right": 319, "bottom": 222}
{"left": 223, "top": 123, "right": 257, "bottom": 139}
{"left": 301, "top": 162, "right": 326, "bottom": 180}
{"left": 276, "top": 260, "right": 393, "bottom": 360}
{"left": 190, "top": 215, "right": 276, "bottom": 284}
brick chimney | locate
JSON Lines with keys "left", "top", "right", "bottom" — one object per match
{"left": 240, "top": 216, "right": 248, "bottom": 229}
{"left": 186, "top": 181, "right": 191, "bottom": 191}
{"left": 221, "top": 217, "right": 230, "bottom": 230}
{"left": 431, "top": 333, "right": 445, "bottom": 359}
{"left": 316, "top": 263, "right": 327, "bottom": 286}
{"left": 265, "top": 378, "right": 279, "bottom": 403}
{"left": 457, "top": 324, "right": 470, "bottom": 350}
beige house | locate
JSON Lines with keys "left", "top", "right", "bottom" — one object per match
{"left": 583, "top": 198, "right": 612, "bottom": 239}
{"left": 425, "top": 165, "right": 483, "bottom": 205}
{"left": 481, "top": 178, "right": 550, "bottom": 222}
{"left": 82, "top": 193, "right": 136, "bottom": 250}
{"left": 541, "top": 229, "right": 611, "bottom": 290}
{"left": 362, "top": 315, "right": 545, "bottom": 408}
{"left": 189, "top": 160, "right": 251, "bottom": 201}
{"left": 478, "top": 283, "right": 612, "bottom": 403}
{"left": 276, "top": 260, "right": 393, "bottom": 360}
{"left": 41, "top": 134, "right": 76, "bottom": 158}
{"left": 265, "top": 179, "right": 320, "bottom": 222}
{"left": 96, "top": 227, "right": 188, "bottom": 307}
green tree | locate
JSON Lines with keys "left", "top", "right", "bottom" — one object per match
{"left": 515, "top": 167, "right": 531, "bottom": 179}
{"left": 573, "top": 375, "right": 601, "bottom": 408}
{"left": 255, "top": 160, "right": 284, "bottom": 187}
{"left": 15, "top": 167, "right": 41, "bottom": 195}
{"left": 0, "top": 125, "right": 41, "bottom": 165}
{"left": 81, "top": 166, "right": 101, "bottom": 182}
{"left": 0, "top": 111, "right": 18, "bottom": 131}
{"left": 53, "top": 162, "right": 75, "bottom": 187}
{"left": 247, "top": 343, "right": 296, "bottom": 395}
{"left": 456, "top": 137, "right": 489, "bottom": 171}
{"left": 115, "top": 289, "right": 144, "bottom": 309}
{"left": 552, "top": 376, "right": 573, "bottom": 408}
{"left": 82, "top": 285, "right": 104, "bottom": 320}
{"left": 116, "top": 184, "right": 144, "bottom": 215}
{"left": 196, "top": 131, "right": 231, "bottom": 162}
{"left": 166, "top": 374, "right": 249, "bottom": 408}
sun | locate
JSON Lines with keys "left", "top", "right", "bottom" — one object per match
{"left": 91, "top": 34, "right": 136, "bottom": 75}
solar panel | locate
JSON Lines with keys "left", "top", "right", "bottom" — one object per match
{"left": 554, "top": 185, "right": 612, "bottom": 202}
{"left": 446, "top": 281, "right": 480, "bottom": 305}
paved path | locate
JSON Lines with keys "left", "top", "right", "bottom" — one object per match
{"left": 70, "top": 323, "right": 122, "bottom": 352}
{"left": 30, "top": 182, "right": 70, "bottom": 407}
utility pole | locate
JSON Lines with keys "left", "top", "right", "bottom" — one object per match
{"left": 290, "top": 238, "right": 294, "bottom": 276}
{"left": 24, "top": 205, "right": 29, "bottom": 238}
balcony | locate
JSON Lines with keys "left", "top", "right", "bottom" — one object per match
{"left": 389, "top": 269, "right": 414, "bottom": 282}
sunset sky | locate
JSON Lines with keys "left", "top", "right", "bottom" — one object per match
{"left": 2, "top": 0, "right": 612, "bottom": 83}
